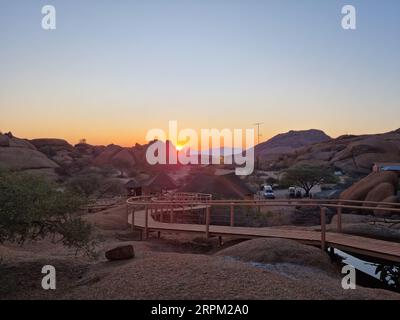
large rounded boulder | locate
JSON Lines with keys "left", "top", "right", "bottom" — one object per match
{"left": 340, "top": 171, "right": 398, "bottom": 202}
{"left": 364, "top": 182, "right": 396, "bottom": 205}
{"left": 374, "top": 195, "right": 400, "bottom": 217}
{"left": 0, "top": 133, "right": 59, "bottom": 171}
{"left": 340, "top": 171, "right": 399, "bottom": 216}
{"left": 216, "top": 238, "right": 336, "bottom": 274}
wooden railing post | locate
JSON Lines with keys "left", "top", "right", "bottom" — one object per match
{"left": 337, "top": 207, "right": 342, "bottom": 233}
{"left": 131, "top": 208, "right": 136, "bottom": 231}
{"left": 205, "top": 206, "right": 211, "bottom": 238}
{"left": 230, "top": 203, "right": 234, "bottom": 227}
{"left": 320, "top": 207, "right": 326, "bottom": 251}
{"left": 126, "top": 204, "right": 129, "bottom": 228}
{"left": 170, "top": 205, "right": 174, "bottom": 223}
{"left": 144, "top": 205, "right": 149, "bottom": 240}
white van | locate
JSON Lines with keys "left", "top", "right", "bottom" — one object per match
{"left": 263, "top": 185, "right": 275, "bottom": 199}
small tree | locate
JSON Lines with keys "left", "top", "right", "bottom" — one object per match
{"left": 66, "top": 173, "right": 102, "bottom": 199}
{"left": 280, "top": 166, "right": 337, "bottom": 197}
{"left": 112, "top": 158, "right": 132, "bottom": 178}
{"left": 265, "top": 177, "right": 278, "bottom": 185}
{"left": 0, "top": 171, "right": 95, "bottom": 254}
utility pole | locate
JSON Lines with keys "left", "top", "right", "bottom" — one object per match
{"left": 253, "top": 122, "right": 263, "bottom": 171}
{"left": 253, "top": 122, "right": 263, "bottom": 145}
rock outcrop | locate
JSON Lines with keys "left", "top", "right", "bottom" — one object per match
{"left": 374, "top": 195, "right": 400, "bottom": 217}
{"left": 364, "top": 182, "right": 395, "bottom": 204}
{"left": 216, "top": 238, "right": 336, "bottom": 274}
{"left": 255, "top": 130, "right": 331, "bottom": 164}
{"left": 92, "top": 144, "right": 123, "bottom": 166}
{"left": 340, "top": 171, "right": 398, "bottom": 202}
{"left": 339, "top": 171, "right": 399, "bottom": 216}
{"left": 259, "top": 129, "right": 400, "bottom": 175}
{"left": 111, "top": 149, "right": 136, "bottom": 166}
{"left": 0, "top": 133, "right": 59, "bottom": 173}
{"left": 30, "top": 138, "right": 74, "bottom": 151}
{"left": 29, "top": 138, "right": 102, "bottom": 171}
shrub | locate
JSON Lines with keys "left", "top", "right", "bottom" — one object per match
{"left": 0, "top": 171, "right": 95, "bottom": 255}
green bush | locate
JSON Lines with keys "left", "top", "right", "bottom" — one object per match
{"left": 0, "top": 170, "right": 95, "bottom": 255}
{"left": 66, "top": 173, "right": 102, "bottom": 199}
{"left": 280, "top": 165, "right": 338, "bottom": 197}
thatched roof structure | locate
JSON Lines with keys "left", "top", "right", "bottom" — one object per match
{"left": 125, "top": 172, "right": 177, "bottom": 192}
{"left": 144, "top": 171, "right": 178, "bottom": 190}
{"left": 179, "top": 172, "right": 254, "bottom": 199}
{"left": 125, "top": 177, "right": 142, "bottom": 189}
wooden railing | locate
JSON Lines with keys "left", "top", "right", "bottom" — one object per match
{"left": 127, "top": 194, "right": 400, "bottom": 249}
{"left": 151, "top": 192, "right": 212, "bottom": 203}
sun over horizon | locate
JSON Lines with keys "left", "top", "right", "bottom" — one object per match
{"left": 3, "top": 124, "right": 400, "bottom": 148}
{"left": 1, "top": 1, "right": 400, "bottom": 147}
{"left": 2, "top": 0, "right": 400, "bottom": 304}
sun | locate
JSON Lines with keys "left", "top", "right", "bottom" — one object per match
{"left": 176, "top": 143, "right": 185, "bottom": 151}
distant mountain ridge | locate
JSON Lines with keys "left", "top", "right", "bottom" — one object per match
{"left": 257, "top": 128, "right": 400, "bottom": 175}
{"left": 256, "top": 129, "right": 331, "bottom": 157}
{"left": 2, "top": 128, "right": 400, "bottom": 177}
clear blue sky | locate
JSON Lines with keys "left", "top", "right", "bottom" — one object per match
{"left": 0, "top": 0, "right": 399, "bottom": 146}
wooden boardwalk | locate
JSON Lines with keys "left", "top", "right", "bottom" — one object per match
{"left": 129, "top": 208, "right": 400, "bottom": 263}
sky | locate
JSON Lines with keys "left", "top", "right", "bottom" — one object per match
{"left": 0, "top": 0, "right": 399, "bottom": 147}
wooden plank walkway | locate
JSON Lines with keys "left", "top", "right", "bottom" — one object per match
{"left": 129, "top": 209, "right": 400, "bottom": 263}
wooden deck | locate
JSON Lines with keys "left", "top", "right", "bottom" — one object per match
{"left": 129, "top": 208, "right": 400, "bottom": 263}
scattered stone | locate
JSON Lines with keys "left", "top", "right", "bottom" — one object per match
{"left": 105, "top": 245, "right": 135, "bottom": 261}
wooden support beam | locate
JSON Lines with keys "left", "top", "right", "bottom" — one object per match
{"left": 337, "top": 207, "right": 342, "bottom": 233}
{"left": 230, "top": 203, "right": 234, "bottom": 227}
{"left": 144, "top": 205, "right": 149, "bottom": 240}
{"left": 320, "top": 207, "right": 326, "bottom": 251}
{"left": 131, "top": 208, "right": 135, "bottom": 231}
{"left": 205, "top": 206, "right": 211, "bottom": 238}
{"left": 126, "top": 204, "right": 129, "bottom": 228}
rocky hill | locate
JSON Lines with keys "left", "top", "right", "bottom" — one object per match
{"left": 2, "top": 128, "right": 400, "bottom": 178}
{"left": 0, "top": 133, "right": 59, "bottom": 177}
{"left": 258, "top": 129, "right": 400, "bottom": 176}
{"left": 255, "top": 129, "right": 331, "bottom": 167}
{"left": 256, "top": 129, "right": 331, "bottom": 156}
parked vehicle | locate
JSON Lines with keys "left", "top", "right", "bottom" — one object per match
{"left": 263, "top": 185, "right": 275, "bottom": 199}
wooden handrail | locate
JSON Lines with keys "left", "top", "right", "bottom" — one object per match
{"left": 126, "top": 194, "right": 400, "bottom": 246}
{"left": 128, "top": 197, "right": 400, "bottom": 213}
